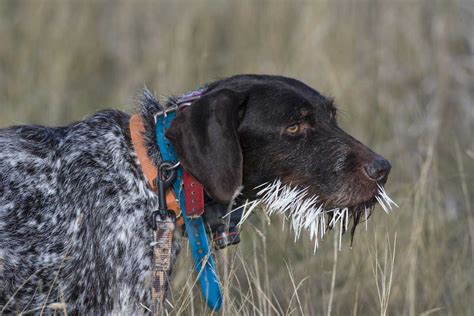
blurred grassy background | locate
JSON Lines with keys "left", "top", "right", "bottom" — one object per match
{"left": 1, "top": 0, "right": 473, "bottom": 315}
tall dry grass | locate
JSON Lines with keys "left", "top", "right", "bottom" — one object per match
{"left": 0, "top": 0, "right": 473, "bottom": 315}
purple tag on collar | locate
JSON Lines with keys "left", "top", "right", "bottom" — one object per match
{"left": 177, "top": 88, "right": 204, "bottom": 105}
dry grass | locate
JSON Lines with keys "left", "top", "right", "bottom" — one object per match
{"left": 1, "top": 0, "right": 473, "bottom": 315}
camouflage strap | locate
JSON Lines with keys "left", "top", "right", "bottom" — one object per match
{"left": 151, "top": 218, "right": 176, "bottom": 314}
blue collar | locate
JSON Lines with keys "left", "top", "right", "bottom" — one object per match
{"left": 154, "top": 95, "right": 222, "bottom": 311}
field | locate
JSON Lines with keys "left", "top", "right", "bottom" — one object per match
{"left": 1, "top": 1, "right": 473, "bottom": 315}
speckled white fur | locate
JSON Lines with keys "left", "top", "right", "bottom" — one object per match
{"left": 0, "top": 92, "right": 181, "bottom": 314}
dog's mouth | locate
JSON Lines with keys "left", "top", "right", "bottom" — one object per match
{"left": 236, "top": 181, "right": 397, "bottom": 252}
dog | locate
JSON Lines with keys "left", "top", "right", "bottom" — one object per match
{"left": 0, "top": 74, "right": 392, "bottom": 314}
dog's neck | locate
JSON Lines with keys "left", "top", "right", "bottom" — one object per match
{"left": 136, "top": 88, "right": 206, "bottom": 168}
{"left": 136, "top": 89, "right": 166, "bottom": 167}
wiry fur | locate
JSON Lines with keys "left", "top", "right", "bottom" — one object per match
{"left": 137, "top": 89, "right": 165, "bottom": 167}
{"left": 0, "top": 93, "right": 180, "bottom": 314}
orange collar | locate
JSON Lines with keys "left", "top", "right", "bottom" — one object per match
{"left": 129, "top": 114, "right": 183, "bottom": 226}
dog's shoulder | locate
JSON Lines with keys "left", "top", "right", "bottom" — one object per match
{"left": 61, "top": 109, "right": 131, "bottom": 148}
{"left": 0, "top": 109, "right": 132, "bottom": 197}
{"left": 0, "top": 108, "right": 134, "bottom": 222}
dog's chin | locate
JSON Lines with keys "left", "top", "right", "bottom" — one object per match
{"left": 317, "top": 196, "right": 378, "bottom": 245}
{"left": 241, "top": 180, "right": 397, "bottom": 251}
{"left": 347, "top": 196, "right": 377, "bottom": 213}
{"left": 321, "top": 181, "right": 386, "bottom": 212}
{"left": 347, "top": 197, "right": 377, "bottom": 227}
{"left": 325, "top": 193, "right": 377, "bottom": 213}
{"left": 325, "top": 185, "right": 396, "bottom": 242}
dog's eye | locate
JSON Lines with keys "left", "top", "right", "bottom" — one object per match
{"left": 285, "top": 123, "right": 301, "bottom": 135}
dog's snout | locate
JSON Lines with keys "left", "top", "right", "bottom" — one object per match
{"left": 364, "top": 156, "right": 391, "bottom": 181}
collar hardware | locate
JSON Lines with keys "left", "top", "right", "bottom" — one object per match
{"left": 130, "top": 87, "right": 222, "bottom": 312}
{"left": 155, "top": 107, "right": 223, "bottom": 311}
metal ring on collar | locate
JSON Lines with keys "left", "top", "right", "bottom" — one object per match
{"left": 160, "top": 161, "right": 180, "bottom": 171}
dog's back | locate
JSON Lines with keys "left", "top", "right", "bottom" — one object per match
{"left": 1, "top": 124, "right": 70, "bottom": 301}
{"left": 0, "top": 110, "right": 157, "bottom": 313}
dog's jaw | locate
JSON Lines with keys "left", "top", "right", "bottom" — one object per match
{"left": 236, "top": 180, "right": 398, "bottom": 252}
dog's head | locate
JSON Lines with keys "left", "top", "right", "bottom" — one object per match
{"left": 166, "top": 75, "right": 392, "bottom": 236}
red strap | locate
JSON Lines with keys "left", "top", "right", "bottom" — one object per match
{"left": 183, "top": 170, "right": 205, "bottom": 217}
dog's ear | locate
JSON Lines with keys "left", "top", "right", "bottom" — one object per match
{"left": 165, "top": 89, "right": 246, "bottom": 204}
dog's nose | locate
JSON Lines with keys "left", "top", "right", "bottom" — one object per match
{"left": 364, "top": 156, "right": 391, "bottom": 181}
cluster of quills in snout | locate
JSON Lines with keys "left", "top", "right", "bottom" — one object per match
{"left": 230, "top": 180, "right": 398, "bottom": 253}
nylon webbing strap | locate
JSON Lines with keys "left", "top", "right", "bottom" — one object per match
{"left": 151, "top": 219, "right": 175, "bottom": 314}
